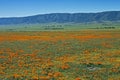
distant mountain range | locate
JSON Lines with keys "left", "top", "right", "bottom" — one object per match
{"left": 0, "top": 11, "right": 120, "bottom": 25}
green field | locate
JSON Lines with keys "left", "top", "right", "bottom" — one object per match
{"left": 0, "top": 22, "right": 120, "bottom": 31}
{"left": 0, "top": 28, "right": 120, "bottom": 80}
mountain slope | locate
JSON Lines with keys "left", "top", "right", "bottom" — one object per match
{"left": 0, "top": 11, "right": 120, "bottom": 25}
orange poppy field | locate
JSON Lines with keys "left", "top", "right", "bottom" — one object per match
{"left": 0, "top": 30, "right": 120, "bottom": 80}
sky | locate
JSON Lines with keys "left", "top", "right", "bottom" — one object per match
{"left": 0, "top": 0, "right": 120, "bottom": 17}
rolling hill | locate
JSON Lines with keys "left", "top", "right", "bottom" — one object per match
{"left": 0, "top": 11, "right": 120, "bottom": 25}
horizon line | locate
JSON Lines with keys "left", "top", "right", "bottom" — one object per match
{"left": 0, "top": 10, "right": 119, "bottom": 18}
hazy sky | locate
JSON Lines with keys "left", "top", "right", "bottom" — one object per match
{"left": 0, "top": 0, "right": 120, "bottom": 17}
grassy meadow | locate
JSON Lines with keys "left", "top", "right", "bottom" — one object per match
{"left": 0, "top": 28, "right": 120, "bottom": 80}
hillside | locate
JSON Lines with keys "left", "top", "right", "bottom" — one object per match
{"left": 0, "top": 11, "right": 120, "bottom": 25}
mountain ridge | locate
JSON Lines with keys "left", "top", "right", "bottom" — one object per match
{"left": 0, "top": 11, "right": 120, "bottom": 25}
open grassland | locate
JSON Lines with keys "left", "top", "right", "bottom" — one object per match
{"left": 0, "top": 22, "right": 120, "bottom": 31}
{"left": 0, "top": 30, "right": 120, "bottom": 80}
